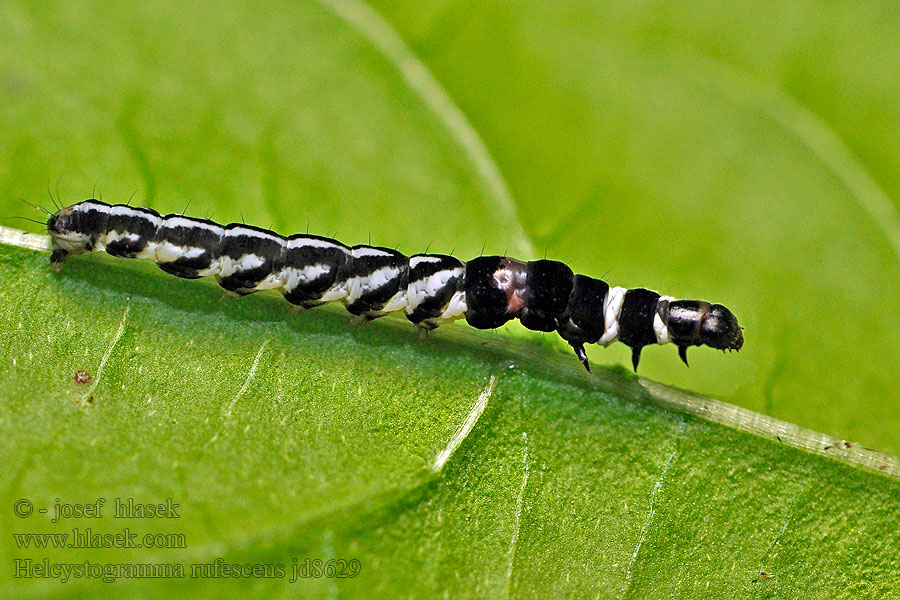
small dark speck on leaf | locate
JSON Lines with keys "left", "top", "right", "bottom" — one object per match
{"left": 753, "top": 570, "right": 776, "bottom": 583}
{"left": 86, "top": 396, "right": 94, "bottom": 405}
{"left": 827, "top": 440, "right": 856, "bottom": 451}
{"left": 74, "top": 369, "right": 92, "bottom": 385}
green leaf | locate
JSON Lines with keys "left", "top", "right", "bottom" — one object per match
{"left": 1, "top": 243, "right": 898, "bottom": 598}
{"left": 1, "top": 1, "right": 899, "bottom": 598}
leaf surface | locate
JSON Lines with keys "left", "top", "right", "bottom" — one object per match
{"left": 1, "top": 1, "right": 899, "bottom": 598}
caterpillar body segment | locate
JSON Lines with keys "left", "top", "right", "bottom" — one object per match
{"left": 48, "top": 200, "right": 744, "bottom": 371}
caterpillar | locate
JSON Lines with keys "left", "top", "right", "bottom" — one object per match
{"left": 47, "top": 199, "right": 743, "bottom": 371}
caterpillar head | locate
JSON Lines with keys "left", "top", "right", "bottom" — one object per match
{"left": 663, "top": 300, "right": 743, "bottom": 365}
{"left": 700, "top": 303, "right": 744, "bottom": 351}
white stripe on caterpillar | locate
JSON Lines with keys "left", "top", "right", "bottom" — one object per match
{"left": 598, "top": 286, "right": 627, "bottom": 346}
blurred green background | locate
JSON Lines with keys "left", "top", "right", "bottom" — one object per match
{"left": 2, "top": 1, "right": 900, "bottom": 597}
{"left": 3, "top": 0, "right": 900, "bottom": 453}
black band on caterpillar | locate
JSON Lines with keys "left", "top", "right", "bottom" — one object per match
{"left": 47, "top": 200, "right": 744, "bottom": 371}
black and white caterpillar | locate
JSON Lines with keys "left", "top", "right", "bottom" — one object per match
{"left": 47, "top": 199, "right": 744, "bottom": 371}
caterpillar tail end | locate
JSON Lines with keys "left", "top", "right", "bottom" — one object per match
{"left": 49, "top": 249, "right": 68, "bottom": 272}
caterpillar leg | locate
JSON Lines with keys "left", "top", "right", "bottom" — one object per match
{"left": 569, "top": 343, "right": 590, "bottom": 372}
{"left": 678, "top": 345, "right": 690, "bottom": 366}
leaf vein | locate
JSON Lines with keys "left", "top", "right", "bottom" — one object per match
{"left": 312, "top": 0, "right": 535, "bottom": 258}
{"left": 430, "top": 373, "right": 496, "bottom": 472}
{"left": 80, "top": 304, "right": 130, "bottom": 403}
{"left": 503, "top": 431, "right": 530, "bottom": 599}
{"left": 618, "top": 419, "right": 686, "bottom": 599}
